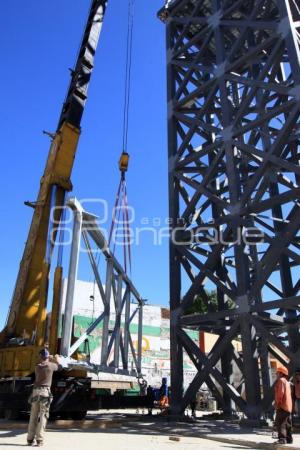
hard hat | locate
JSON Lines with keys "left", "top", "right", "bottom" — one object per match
{"left": 277, "top": 366, "right": 288, "bottom": 376}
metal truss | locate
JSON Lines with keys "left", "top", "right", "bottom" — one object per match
{"left": 60, "top": 198, "right": 144, "bottom": 379}
{"left": 57, "top": 0, "right": 107, "bottom": 131}
{"left": 159, "top": 0, "right": 300, "bottom": 419}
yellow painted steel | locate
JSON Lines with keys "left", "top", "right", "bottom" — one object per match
{"left": 0, "top": 122, "right": 80, "bottom": 377}
{"left": 0, "top": 346, "right": 42, "bottom": 378}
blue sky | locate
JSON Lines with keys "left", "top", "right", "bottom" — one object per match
{"left": 0, "top": 0, "right": 169, "bottom": 329}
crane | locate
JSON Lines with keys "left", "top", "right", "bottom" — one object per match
{"left": 0, "top": 0, "right": 106, "bottom": 357}
{"left": 0, "top": 1, "right": 108, "bottom": 418}
{"left": 0, "top": 0, "right": 148, "bottom": 421}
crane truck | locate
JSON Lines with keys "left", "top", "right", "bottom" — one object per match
{"left": 0, "top": 1, "right": 145, "bottom": 420}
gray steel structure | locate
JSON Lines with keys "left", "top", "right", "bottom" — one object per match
{"left": 159, "top": 0, "right": 300, "bottom": 419}
{"left": 60, "top": 198, "right": 144, "bottom": 378}
{"left": 57, "top": 0, "right": 107, "bottom": 131}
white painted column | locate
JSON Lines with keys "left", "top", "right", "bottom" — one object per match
{"left": 60, "top": 198, "right": 83, "bottom": 357}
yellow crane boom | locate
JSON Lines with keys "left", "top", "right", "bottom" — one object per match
{"left": 0, "top": 0, "right": 107, "bottom": 377}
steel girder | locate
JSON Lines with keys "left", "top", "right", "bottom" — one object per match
{"left": 159, "top": 0, "right": 300, "bottom": 419}
{"left": 60, "top": 198, "right": 144, "bottom": 378}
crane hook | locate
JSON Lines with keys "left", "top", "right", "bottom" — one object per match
{"left": 119, "top": 152, "right": 130, "bottom": 174}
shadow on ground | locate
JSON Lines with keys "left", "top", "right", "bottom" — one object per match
{"left": 45, "top": 415, "right": 274, "bottom": 449}
{"left": 0, "top": 413, "right": 291, "bottom": 450}
{"left": 0, "top": 428, "right": 27, "bottom": 447}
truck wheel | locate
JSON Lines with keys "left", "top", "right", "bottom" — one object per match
{"left": 70, "top": 411, "right": 87, "bottom": 420}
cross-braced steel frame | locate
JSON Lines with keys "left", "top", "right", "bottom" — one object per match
{"left": 160, "top": 0, "right": 300, "bottom": 420}
{"left": 60, "top": 198, "right": 144, "bottom": 379}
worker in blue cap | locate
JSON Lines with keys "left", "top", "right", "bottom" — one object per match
{"left": 27, "top": 349, "right": 60, "bottom": 447}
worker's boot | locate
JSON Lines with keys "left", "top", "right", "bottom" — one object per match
{"left": 36, "top": 441, "right": 43, "bottom": 447}
{"left": 27, "top": 440, "right": 34, "bottom": 446}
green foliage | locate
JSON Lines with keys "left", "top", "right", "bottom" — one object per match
{"left": 187, "top": 290, "right": 234, "bottom": 314}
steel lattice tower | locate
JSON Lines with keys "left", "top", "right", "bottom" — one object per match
{"left": 159, "top": 0, "right": 300, "bottom": 420}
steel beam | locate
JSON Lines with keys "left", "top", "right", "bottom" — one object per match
{"left": 61, "top": 198, "right": 144, "bottom": 378}
{"left": 60, "top": 198, "right": 83, "bottom": 356}
{"left": 160, "top": 0, "right": 300, "bottom": 419}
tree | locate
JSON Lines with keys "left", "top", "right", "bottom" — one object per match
{"left": 187, "top": 290, "right": 234, "bottom": 315}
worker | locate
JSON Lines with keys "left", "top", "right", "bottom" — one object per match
{"left": 190, "top": 399, "right": 197, "bottom": 418}
{"left": 159, "top": 377, "right": 169, "bottom": 414}
{"left": 274, "top": 366, "right": 293, "bottom": 445}
{"left": 295, "top": 371, "right": 300, "bottom": 419}
{"left": 27, "top": 349, "right": 60, "bottom": 447}
{"left": 139, "top": 378, "right": 147, "bottom": 396}
{"left": 146, "top": 385, "right": 155, "bottom": 415}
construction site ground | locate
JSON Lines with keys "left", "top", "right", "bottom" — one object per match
{"left": 1, "top": 410, "right": 300, "bottom": 450}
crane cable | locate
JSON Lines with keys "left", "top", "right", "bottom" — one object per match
{"left": 122, "top": 0, "right": 134, "bottom": 155}
{"left": 108, "top": 0, "right": 134, "bottom": 275}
